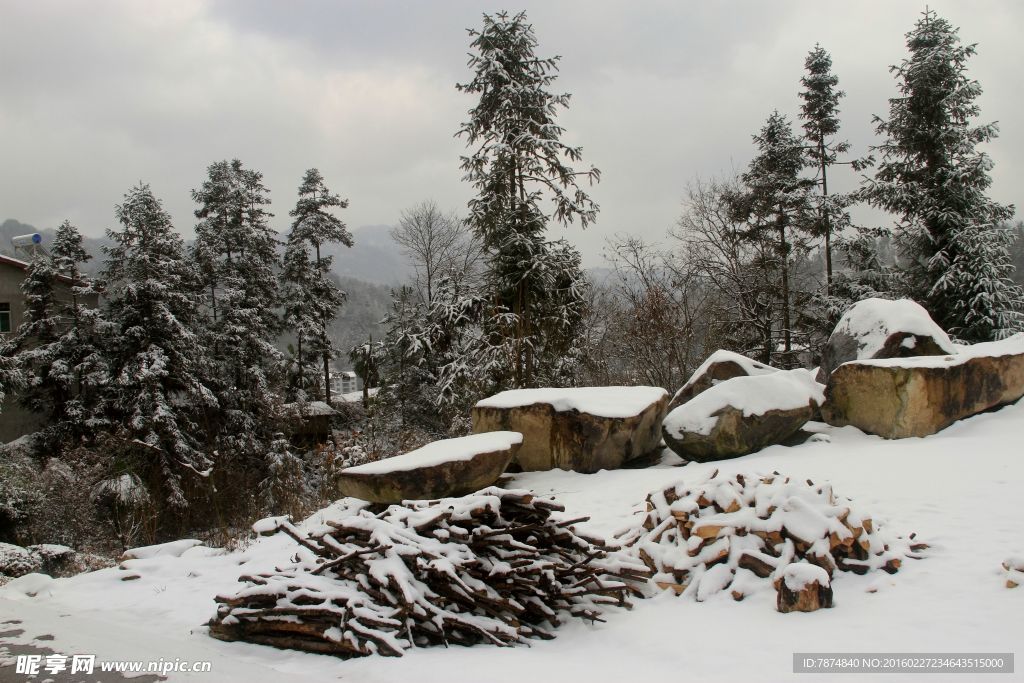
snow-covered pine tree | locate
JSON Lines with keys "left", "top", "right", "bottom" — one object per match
{"left": 192, "top": 159, "right": 283, "bottom": 465}
{"left": 374, "top": 286, "right": 450, "bottom": 436}
{"left": 37, "top": 220, "right": 107, "bottom": 445}
{"left": 730, "top": 111, "right": 817, "bottom": 367}
{"left": 12, "top": 248, "right": 63, "bottom": 426}
{"left": 101, "top": 183, "right": 215, "bottom": 509}
{"left": 798, "top": 44, "right": 853, "bottom": 295}
{"left": 285, "top": 169, "right": 352, "bottom": 403}
{"left": 457, "top": 11, "right": 598, "bottom": 389}
{"left": 861, "top": 9, "right": 1023, "bottom": 341}
{"left": 260, "top": 432, "right": 306, "bottom": 519}
{"left": 0, "top": 338, "right": 22, "bottom": 413}
{"left": 281, "top": 237, "right": 320, "bottom": 401}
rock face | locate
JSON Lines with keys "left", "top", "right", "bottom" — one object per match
{"left": 822, "top": 334, "right": 1024, "bottom": 439}
{"left": 0, "top": 542, "right": 40, "bottom": 578}
{"left": 471, "top": 387, "right": 668, "bottom": 473}
{"left": 817, "top": 298, "right": 956, "bottom": 381}
{"left": 26, "top": 544, "right": 76, "bottom": 576}
{"left": 662, "top": 370, "right": 823, "bottom": 462}
{"left": 338, "top": 432, "right": 523, "bottom": 503}
{"left": 669, "top": 350, "right": 777, "bottom": 411}
{"left": 776, "top": 563, "right": 833, "bottom": 613}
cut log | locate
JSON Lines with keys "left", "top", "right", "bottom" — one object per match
{"left": 737, "top": 551, "right": 775, "bottom": 578}
{"left": 776, "top": 564, "right": 833, "bottom": 613}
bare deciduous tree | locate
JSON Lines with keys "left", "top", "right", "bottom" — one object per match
{"left": 390, "top": 200, "right": 483, "bottom": 305}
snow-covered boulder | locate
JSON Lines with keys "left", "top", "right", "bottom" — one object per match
{"left": 120, "top": 539, "right": 203, "bottom": 562}
{"left": 669, "top": 350, "right": 778, "bottom": 411}
{"left": 662, "top": 370, "right": 824, "bottom": 462}
{"left": 817, "top": 298, "right": 955, "bottom": 381}
{"left": 26, "top": 544, "right": 75, "bottom": 576}
{"left": 0, "top": 542, "right": 41, "bottom": 578}
{"left": 471, "top": 387, "right": 668, "bottom": 473}
{"left": 337, "top": 432, "right": 523, "bottom": 503}
{"left": 822, "top": 333, "right": 1024, "bottom": 439}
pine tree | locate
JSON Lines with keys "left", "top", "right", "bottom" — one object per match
{"left": 285, "top": 169, "right": 352, "bottom": 403}
{"left": 24, "top": 221, "right": 108, "bottom": 445}
{"left": 798, "top": 44, "right": 853, "bottom": 295}
{"left": 457, "top": 10, "right": 599, "bottom": 388}
{"left": 375, "top": 286, "right": 440, "bottom": 432}
{"left": 730, "top": 112, "right": 816, "bottom": 367}
{"left": 12, "top": 250, "right": 63, "bottom": 423}
{"left": 0, "top": 338, "right": 22, "bottom": 413}
{"left": 862, "top": 9, "right": 1023, "bottom": 341}
{"left": 281, "top": 239, "right": 320, "bottom": 401}
{"left": 101, "top": 183, "right": 215, "bottom": 509}
{"left": 260, "top": 433, "right": 306, "bottom": 518}
{"left": 192, "top": 159, "right": 283, "bottom": 462}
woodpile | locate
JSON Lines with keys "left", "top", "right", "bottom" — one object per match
{"left": 620, "top": 471, "right": 927, "bottom": 602}
{"left": 209, "top": 487, "right": 649, "bottom": 657}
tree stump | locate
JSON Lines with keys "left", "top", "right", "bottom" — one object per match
{"left": 776, "top": 563, "right": 833, "bottom": 613}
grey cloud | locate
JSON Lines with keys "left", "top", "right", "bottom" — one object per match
{"left": 0, "top": 0, "right": 1020, "bottom": 266}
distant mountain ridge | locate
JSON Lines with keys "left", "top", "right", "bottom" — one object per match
{"left": 0, "top": 219, "right": 411, "bottom": 285}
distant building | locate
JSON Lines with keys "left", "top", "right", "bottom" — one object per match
{"left": 0, "top": 253, "right": 100, "bottom": 442}
{"left": 329, "top": 369, "right": 360, "bottom": 397}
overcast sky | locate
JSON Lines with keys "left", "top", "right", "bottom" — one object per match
{"left": 1, "top": 1, "right": 1021, "bottom": 266}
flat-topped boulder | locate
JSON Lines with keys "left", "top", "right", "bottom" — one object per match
{"left": 338, "top": 432, "right": 523, "bottom": 503}
{"left": 669, "top": 350, "right": 778, "bottom": 411}
{"left": 662, "top": 370, "right": 824, "bottom": 462}
{"left": 471, "top": 387, "right": 669, "bottom": 473}
{"left": 817, "top": 298, "right": 955, "bottom": 381}
{"left": 822, "top": 334, "right": 1024, "bottom": 439}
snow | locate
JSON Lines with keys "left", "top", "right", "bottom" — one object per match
{"left": 782, "top": 563, "right": 830, "bottom": 591}
{"left": 340, "top": 388, "right": 380, "bottom": 403}
{"left": 474, "top": 386, "right": 668, "bottom": 419}
{"left": 672, "top": 349, "right": 777, "bottom": 404}
{"left": 27, "top": 543, "right": 74, "bottom": 559}
{"left": 2, "top": 572, "right": 56, "bottom": 597}
{"left": 2, "top": 400, "right": 1024, "bottom": 682}
{"left": 831, "top": 297, "right": 956, "bottom": 358}
{"left": 342, "top": 432, "right": 523, "bottom": 475}
{"left": 282, "top": 400, "right": 338, "bottom": 417}
{"left": 120, "top": 539, "right": 203, "bottom": 561}
{"left": 857, "top": 332, "right": 1024, "bottom": 369}
{"left": 663, "top": 369, "right": 824, "bottom": 437}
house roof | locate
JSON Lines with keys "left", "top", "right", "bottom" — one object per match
{"left": 0, "top": 253, "right": 83, "bottom": 287}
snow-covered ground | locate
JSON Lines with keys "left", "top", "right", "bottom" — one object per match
{"left": 2, "top": 401, "right": 1023, "bottom": 682}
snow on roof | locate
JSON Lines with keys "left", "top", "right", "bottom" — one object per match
{"left": 342, "top": 431, "right": 523, "bottom": 475}
{"left": 833, "top": 297, "right": 956, "bottom": 358}
{"left": 664, "top": 369, "right": 824, "bottom": 437}
{"left": 0, "top": 253, "right": 83, "bottom": 286}
{"left": 474, "top": 386, "right": 668, "bottom": 419}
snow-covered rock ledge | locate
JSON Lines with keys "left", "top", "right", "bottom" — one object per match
{"left": 662, "top": 370, "right": 824, "bottom": 462}
{"left": 472, "top": 386, "right": 668, "bottom": 473}
{"left": 822, "top": 333, "right": 1024, "bottom": 438}
{"left": 337, "top": 432, "right": 523, "bottom": 503}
